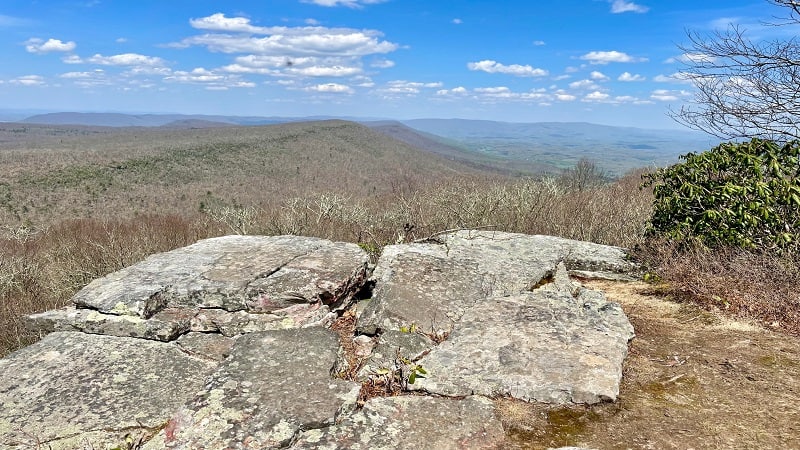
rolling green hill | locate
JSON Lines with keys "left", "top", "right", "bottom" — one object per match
{"left": 0, "top": 120, "right": 492, "bottom": 227}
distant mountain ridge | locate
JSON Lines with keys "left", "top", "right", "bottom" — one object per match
{"left": 15, "top": 112, "right": 717, "bottom": 174}
{"left": 18, "top": 112, "right": 375, "bottom": 127}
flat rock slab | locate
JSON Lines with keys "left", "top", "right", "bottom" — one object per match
{"left": 26, "top": 306, "right": 192, "bottom": 341}
{"left": 0, "top": 332, "right": 216, "bottom": 449}
{"left": 27, "top": 235, "right": 368, "bottom": 341}
{"left": 357, "top": 230, "right": 636, "bottom": 337}
{"left": 147, "top": 327, "right": 360, "bottom": 449}
{"left": 291, "top": 395, "right": 506, "bottom": 449}
{"left": 74, "top": 235, "right": 368, "bottom": 317}
{"left": 409, "top": 286, "right": 635, "bottom": 404}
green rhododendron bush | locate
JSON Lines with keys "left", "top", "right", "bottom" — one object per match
{"left": 643, "top": 139, "right": 800, "bottom": 251}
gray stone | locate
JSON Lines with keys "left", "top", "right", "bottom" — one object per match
{"left": 25, "top": 235, "right": 368, "bottom": 341}
{"left": 189, "top": 303, "right": 336, "bottom": 337}
{"left": 357, "top": 248, "right": 486, "bottom": 336}
{"left": 357, "top": 230, "right": 636, "bottom": 337}
{"left": 0, "top": 332, "right": 216, "bottom": 449}
{"left": 408, "top": 283, "right": 634, "bottom": 404}
{"left": 291, "top": 395, "right": 506, "bottom": 449}
{"left": 71, "top": 235, "right": 368, "bottom": 318}
{"left": 356, "top": 330, "right": 434, "bottom": 380}
{"left": 147, "top": 327, "right": 360, "bottom": 449}
{"left": 174, "top": 332, "right": 235, "bottom": 362}
{"left": 25, "top": 306, "right": 191, "bottom": 341}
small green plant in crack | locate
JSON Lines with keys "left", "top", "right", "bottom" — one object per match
{"left": 398, "top": 322, "right": 418, "bottom": 333}
{"left": 398, "top": 355, "right": 428, "bottom": 385}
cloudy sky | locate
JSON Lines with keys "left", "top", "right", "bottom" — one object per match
{"left": 0, "top": 0, "right": 793, "bottom": 128}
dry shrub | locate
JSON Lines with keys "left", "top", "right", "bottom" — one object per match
{"left": 635, "top": 240, "right": 800, "bottom": 336}
{"left": 244, "top": 171, "right": 653, "bottom": 249}
{"left": 0, "top": 215, "right": 215, "bottom": 356}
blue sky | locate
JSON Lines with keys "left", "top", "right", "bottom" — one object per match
{"left": 0, "top": 0, "right": 791, "bottom": 128}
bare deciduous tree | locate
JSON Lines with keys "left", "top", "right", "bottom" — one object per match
{"left": 672, "top": 0, "right": 800, "bottom": 141}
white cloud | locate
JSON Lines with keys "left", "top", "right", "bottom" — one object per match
{"left": 302, "top": 66, "right": 362, "bottom": 76}
{"left": 177, "top": 27, "right": 397, "bottom": 57}
{"left": 189, "top": 13, "right": 269, "bottom": 33}
{"left": 10, "top": 75, "right": 45, "bottom": 86}
{"left": 653, "top": 72, "right": 694, "bottom": 84}
{"left": 371, "top": 59, "right": 395, "bottom": 68}
{"left": 70, "top": 53, "right": 166, "bottom": 67}
{"left": 62, "top": 55, "right": 82, "bottom": 64}
{"left": 115, "top": 37, "right": 128, "bottom": 43}
{"left": 166, "top": 67, "right": 225, "bottom": 83}
{"left": 556, "top": 93, "right": 577, "bottom": 101}
{"left": 552, "top": 74, "right": 571, "bottom": 81}
{"left": 651, "top": 90, "right": 677, "bottom": 101}
{"left": 452, "top": 18, "right": 463, "bottom": 24}
{"left": 475, "top": 86, "right": 511, "bottom": 94}
{"left": 352, "top": 76, "right": 375, "bottom": 87}
{"left": 650, "top": 89, "right": 691, "bottom": 102}
{"left": 580, "top": 51, "right": 647, "bottom": 64}
{"left": 569, "top": 79, "right": 600, "bottom": 90}
{"left": 618, "top": 71, "right": 645, "bottom": 81}
{"left": 590, "top": 70, "right": 609, "bottom": 81}
{"left": 387, "top": 80, "right": 442, "bottom": 93}
{"left": 305, "top": 82, "right": 354, "bottom": 93}
{"left": 305, "top": 18, "right": 321, "bottom": 25}
{"left": 59, "top": 69, "right": 109, "bottom": 87}
{"left": 171, "top": 14, "right": 398, "bottom": 87}
{"left": 25, "top": 38, "right": 76, "bottom": 54}
{"left": 380, "top": 80, "right": 442, "bottom": 96}
{"left": 610, "top": 0, "right": 649, "bottom": 13}
{"left": 125, "top": 66, "right": 172, "bottom": 76}
{"left": 436, "top": 86, "right": 469, "bottom": 96}
{"left": 222, "top": 55, "right": 362, "bottom": 78}
{"left": 60, "top": 71, "right": 97, "bottom": 78}
{"left": 472, "top": 87, "right": 550, "bottom": 102}
{"left": 467, "top": 60, "right": 548, "bottom": 77}
{"left": 584, "top": 91, "right": 611, "bottom": 101}
{"left": 388, "top": 80, "right": 443, "bottom": 88}
{"left": 677, "top": 52, "right": 717, "bottom": 64}
{"left": 301, "top": 0, "right": 387, "bottom": 8}
{"left": 533, "top": 40, "right": 546, "bottom": 46}
{"left": 164, "top": 67, "right": 256, "bottom": 89}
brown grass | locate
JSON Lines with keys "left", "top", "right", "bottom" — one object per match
{"left": 634, "top": 241, "right": 800, "bottom": 336}
{"left": 498, "top": 280, "right": 800, "bottom": 449}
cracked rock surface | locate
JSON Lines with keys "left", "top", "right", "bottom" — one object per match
{"left": 357, "top": 230, "right": 636, "bottom": 336}
{"left": 0, "top": 332, "right": 216, "bottom": 449}
{"left": 26, "top": 235, "right": 369, "bottom": 340}
{"left": 1, "top": 231, "right": 637, "bottom": 448}
{"left": 143, "top": 328, "right": 360, "bottom": 450}
{"left": 408, "top": 265, "right": 635, "bottom": 403}
{"left": 290, "top": 395, "right": 506, "bottom": 449}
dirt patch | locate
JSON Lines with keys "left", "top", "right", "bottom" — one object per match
{"left": 500, "top": 280, "right": 800, "bottom": 449}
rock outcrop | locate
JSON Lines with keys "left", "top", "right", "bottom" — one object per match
{"left": 0, "top": 231, "right": 637, "bottom": 449}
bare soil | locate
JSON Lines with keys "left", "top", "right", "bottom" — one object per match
{"left": 499, "top": 280, "right": 800, "bottom": 449}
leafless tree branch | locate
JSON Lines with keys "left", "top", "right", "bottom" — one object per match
{"left": 670, "top": 1, "right": 800, "bottom": 141}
